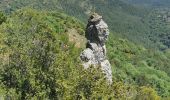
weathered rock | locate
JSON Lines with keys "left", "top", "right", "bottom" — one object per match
{"left": 80, "top": 13, "right": 112, "bottom": 84}
{"left": 100, "top": 60, "right": 112, "bottom": 83}
{"left": 80, "top": 48, "right": 97, "bottom": 69}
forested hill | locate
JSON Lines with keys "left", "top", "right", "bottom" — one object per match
{"left": 0, "top": 0, "right": 157, "bottom": 49}
{"left": 0, "top": 7, "right": 170, "bottom": 99}
{"left": 0, "top": 0, "right": 170, "bottom": 99}
{"left": 121, "top": 0, "right": 170, "bottom": 7}
{"left": 1, "top": 0, "right": 170, "bottom": 50}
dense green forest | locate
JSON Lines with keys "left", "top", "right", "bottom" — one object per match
{"left": 122, "top": 0, "right": 170, "bottom": 7}
{"left": 0, "top": 0, "right": 170, "bottom": 99}
{"left": 0, "top": 0, "right": 158, "bottom": 49}
{"left": 1, "top": 0, "right": 170, "bottom": 50}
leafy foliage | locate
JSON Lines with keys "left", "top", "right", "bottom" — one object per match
{"left": 2, "top": 0, "right": 170, "bottom": 51}
{"left": 0, "top": 0, "right": 158, "bottom": 49}
{"left": 1, "top": 0, "right": 170, "bottom": 99}
{"left": 0, "top": 8, "right": 164, "bottom": 99}
{"left": 106, "top": 33, "right": 170, "bottom": 98}
{"left": 122, "top": 0, "right": 170, "bottom": 7}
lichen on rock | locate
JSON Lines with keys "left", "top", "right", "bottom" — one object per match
{"left": 80, "top": 13, "right": 112, "bottom": 84}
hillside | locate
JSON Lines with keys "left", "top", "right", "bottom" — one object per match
{"left": 122, "top": 0, "right": 170, "bottom": 7}
{"left": 2, "top": 0, "right": 170, "bottom": 51}
{"left": 0, "top": 0, "right": 160, "bottom": 49}
{"left": 0, "top": 0, "right": 170, "bottom": 99}
{"left": 0, "top": 8, "right": 170, "bottom": 99}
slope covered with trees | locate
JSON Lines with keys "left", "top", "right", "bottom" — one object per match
{"left": 0, "top": 8, "right": 169, "bottom": 99}
{"left": 2, "top": 0, "right": 170, "bottom": 51}
{"left": 0, "top": 0, "right": 159, "bottom": 49}
{"left": 0, "top": 0, "right": 170, "bottom": 99}
{"left": 122, "top": 0, "right": 170, "bottom": 7}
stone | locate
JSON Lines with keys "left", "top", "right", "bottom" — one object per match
{"left": 100, "top": 60, "right": 113, "bottom": 84}
{"left": 80, "top": 13, "right": 112, "bottom": 84}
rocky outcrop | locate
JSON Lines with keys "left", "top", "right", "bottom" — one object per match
{"left": 80, "top": 13, "right": 112, "bottom": 84}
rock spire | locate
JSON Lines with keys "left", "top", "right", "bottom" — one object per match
{"left": 80, "top": 13, "right": 112, "bottom": 84}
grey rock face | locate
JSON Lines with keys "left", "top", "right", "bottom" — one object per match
{"left": 80, "top": 13, "right": 112, "bottom": 84}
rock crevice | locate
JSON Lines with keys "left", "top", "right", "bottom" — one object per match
{"left": 80, "top": 13, "right": 112, "bottom": 84}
